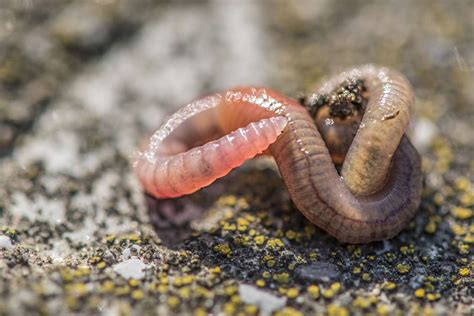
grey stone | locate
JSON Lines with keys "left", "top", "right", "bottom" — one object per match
{"left": 295, "top": 261, "right": 341, "bottom": 283}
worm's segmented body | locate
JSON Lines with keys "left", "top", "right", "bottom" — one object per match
{"left": 134, "top": 65, "right": 422, "bottom": 243}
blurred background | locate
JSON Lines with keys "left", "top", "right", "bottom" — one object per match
{"left": 0, "top": 1, "right": 472, "bottom": 315}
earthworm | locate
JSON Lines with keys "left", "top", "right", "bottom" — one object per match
{"left": 134, "top": 65, "right": 422, "bottom": 243}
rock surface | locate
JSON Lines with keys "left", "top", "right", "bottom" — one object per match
{"left": 0, "top": 1, "right": 472, "bottom": 315}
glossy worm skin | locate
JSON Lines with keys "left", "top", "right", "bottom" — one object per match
{"left": 134, "top": 65, "right": 422, "bottom": 243}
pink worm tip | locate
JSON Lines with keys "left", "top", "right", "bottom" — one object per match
{"left": 134, "top": 116, "right": 288, "bottom": 199}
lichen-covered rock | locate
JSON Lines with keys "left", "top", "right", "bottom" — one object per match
{"left": 0, "top": 1, "right": 472, "bottom": 315}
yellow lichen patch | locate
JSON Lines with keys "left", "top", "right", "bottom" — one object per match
{"left": 458, "top": 267, "right": 470, "bottom": 277}
{"left": 457, "top": 257, "right": 468, "bottom": 265}
{"left": 195, "top": 286, "right": 213, "bottom": 299}
{"left": 452, "top": 277, "right": 461, "bottom": 286}
{"left": 66, "top": 296, "right": 78, "bottom": 311}
{"left": 362, "top": 273, "right": 371, "bottom": 281}
{"left": 222, "top": 222, "right": 237, "bottom": 231}
{"left": 213, "top": 243, "right": 232, "bottom": 257}
{"left": 384, "top": 252, "right": 396, "bottom": 262}
{"left": 256, "top": 279, "right": 265, "bottom": 287}
{"left": 376, "top": 304, "right": 391, "bottom": 316}
{"left": 236, "top": 217, "right": 249, "bottom": 226}
{"left": 172, "top": 277, "right": 183, "bottom": 287}
{"left": 65, "top": 283, "right": 88, "bottom": 297}
{"left": 194, "top": 307, "right": 207, "bottom": 316}
{"left": 114, "top": 285, "right": 130, "bottom": 296}
{"left": 347, "top": 245, "right": 362, "bottom": 257}
{"left": 286, "top": 288, "right": 299, "bottom": 299}
{"left": 275, "top": 307, "right": 303, "bottom": 316}
{"left": 427, "top": 293, "right": 441, "bottom": 301}
{"left": 414, "top": 288, "right": 425, "bottom": 298}
{"left": 464, "top": 234, "right": 474, "bottom": 243}
{"left": 451, "top": 207, "right": 472, "bottom": 220}
{"left": 182, "top": 275, "right": 194, "bottom": 285}
{"left": 103, "top": 234, "right": 116, "bottom": 244}
{"left": 273, "top": 272, "right": 289, "bottom": 284}
{"left": 331, "top": 282, "right": 341, "bottom": 291}
{"left": 167, "top": 296, "right": 180, "bottom": 310}
{"left": 223, "top": 302, "right": 236, "bottom": 315}
{"left": 457, "top": 243, "right": 470, "bottom": 255}
{"left": 236, "top": 197, "right": 250, "bottom": 210}
{"left": 352, "top": 266, "right": 361, "bottom": 274}
{"left": 178, "top": 287, "right": 191, "bottom": 299}
{"left": 60, "top": 268, "right": 74, "bottom": 282}
{"left": 400, "top": 245, "right": 415, "bottom": 255}
{"left": 304, "top": 225, "right": 315, "bottom": 237}
{"left": 86, "top": 296, "right": 101, "bottom": 310}
{"left": 73, "top": 267, "right": 90, "bottom": 278}
{"left": 254, "top": 235, "right": 265, "bottom": 245}
{"left": 307, "top": 285, "right": 320, "bottom": 299}
{"left": 32, "top": 284, "right": 46, "bottom": 296}
{"left": 267, "top": 238, "right": 284, "bottom": 249}
{"left": 459, "top": 191, "right": 474, "bottom": 207}
{"left": 157, "top": 284, "right": 168, "bottom": 294}
{"left": 327, "top": 304, "right": 349, "bottom": 316}
{"left": 322, "top": 282, "right": 341, "bottom": 299}
{"left": 451, "top": 223, "right": 466, "bottom": 235}
{"left": 352, "top": 295, "right": 377, "bottom": 309}
{"left": 159, "top": 275, "right": 169, "bottom": 284}
{"left": 131, "top": 289, "right": 144, "bottom": 300}
{"left": 278, "top": 287, "right": 287, "bottom": 295}
{"left": 217, "top": 195, "right": 237, "bottom": 207}
{"left": 400, "top": 246, "right": 408, "bottom": 255}
{"left": 396, "top": 263, "right": 411, "bottom": 274}
{"left": 285, "top": 230, "right": 297, "bottom": 240}
{"left": 147, "top": 282, "right": 159, "bottom": 293}
{"left": 128, "top": 279, "right": 140, "bottom": 287}
{"left": 99, "top": 280, "right": 114, "bottom": 293}
{"left": 97, "top": 261, "right": 107, "bottom": 269}
{"left": 224, "top": 285, "right": 237, "bottom": 296}
{"left": 454, "top": 177, "right": 471, "bottom": 192}
{"left": 120, "top": 233, "right": 141, "bottom": 243}
{"left": 244, "top": 213, "right": 256, "bottom": 222}
{"left": 424, "top": 219, "right": 437, "bottom": 234}
{"left": 433, "top": 192, "right": 445, "bottom": 206}
{"left": 210, "top": 266, "right": 221, "bottom": 274}
{"left": 243, "top": 304, "right": 258, "bottom": 315}
{"left": 4, "top": 227, "right": 17, "bottom": 235}
{"left": 432, "top": 138, "right": 453, "bottom": 173}
{"left": 237, "top": 225, "right": 248, "bottom": 232}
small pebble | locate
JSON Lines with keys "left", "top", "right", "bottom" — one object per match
{"left": 0, "top": 235, "right": 13, "bottom": 249}
{"left": 295, "top": 261, "right": 340, "bottom": 283}
{"left": 113, "top": 258, "right": 147, "bottom": 280}
{"left": 239, "top": 284, "right": 287, "bottom": 316}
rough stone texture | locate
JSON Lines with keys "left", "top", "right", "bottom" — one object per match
{"left": 0, "top": 1, "right": 472, "bottom": 315}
